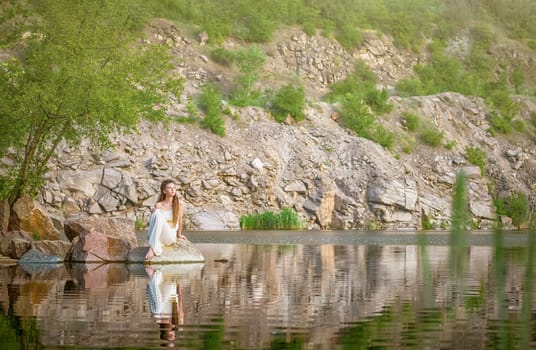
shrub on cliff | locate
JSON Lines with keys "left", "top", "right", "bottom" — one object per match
{"left": 494, "top": 192, "right": 530, "bottom": 229}
{"left": 401, "top": 112, "right": 420, "bottom": 131}
{"left": 199, "top": 84, "right": 225, "bottom": 136}
{"left": 339, "top": 95, "right": 375, "bottom": 136}
{"left": 326, "top": 62, "right": 394, "bottom": 148}
{"left": 419, "top": 127, "right": 443, "bottom": 147}
{"left": 327, "top": 61, "right": 392, "bottom": 114}
{"left": 271, "top": 84, "right": 306, "bottom": 122}
{"left": 229, "top": 46, "right": 266, "bottom": 107}
{"left": 464, "top": 146, "right": 487, "bottom": 175}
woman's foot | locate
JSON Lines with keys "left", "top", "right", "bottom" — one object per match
{"left": 145, "top": 266, "right": 154, "bottom": 277}
{"left": 144, "top": 247, "right": 155, "bottom": 261}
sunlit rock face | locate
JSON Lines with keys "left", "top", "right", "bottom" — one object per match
{"left": 64, "top": 215, "right": 137, "bottom": 248}
{"left": 0, "top": 231, "right": 32, "bottom": 259}
{"left": 34, "top": 92, "right": 533, "bottom": 232}
{"left": 30, "top": 240, "right": 72, "bottom": 261}
{"left": 8, "top": 22, "right": 534, "bottom": 231}
{"left": 10, "top": 195, "right": 60, "bottom": 240}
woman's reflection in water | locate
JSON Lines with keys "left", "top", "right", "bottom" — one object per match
{"left": 146, "top": 266, "right": 184, "bottom": 348}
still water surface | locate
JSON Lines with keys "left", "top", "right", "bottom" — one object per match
{"left": 1, "top": 230, "right": 535, "bottom": 349}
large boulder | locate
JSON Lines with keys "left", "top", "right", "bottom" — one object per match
{"left": 64, "top": 215, "right": 137, "bottom": 248}
{"left": 9, "top": 195, "right": 60, "bottom": 240}
{"left": 0, "top": 230, "right": 33, "bottom": 259}
{"left": 31, "top": 240, "right": 72, "bottom": 261}
{"left": 17, "top": 252, "right": 65, "bottom": 275}
{"left": 0, "top": 230, "right": 70, "bottom": 260}
{"left": 128, "top": 239, "right": 205, "bottom": 264}
{"left": 19, "top": 249, "right": 63, "bottom": 264}
{"left": 366, "top": 176, "right": 418, "bottom": 211}
{"left": 70, "top": 228, "right": 131, "bottom": 263}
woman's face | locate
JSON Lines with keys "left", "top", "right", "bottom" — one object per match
{"left": 163, "top": 182, "right": 176, "bottom": 198}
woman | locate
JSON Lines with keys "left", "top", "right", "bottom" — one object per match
{"left": 145, "top": 179, "right": 186, "bottom": 260}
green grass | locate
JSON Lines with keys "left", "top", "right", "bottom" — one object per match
{"left": 421, "top": 214, "right": 435, "bottom": 230}
{"left": 135, "top": 218, "right": 146, "bottom": 231}
{"left": 444, "top": 140, "right": 456, "bottom": 150}
{"left": 401, "top": 111, "right": 420, "bottom": 132}
{"left": 419, "top": 127, "right": 443, "bottom": 147}
{"left": 240, "top": 207, "right": 304, "bottom": 230}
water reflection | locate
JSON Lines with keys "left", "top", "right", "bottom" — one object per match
{"left": 0, "top": 232, "right": 535, "bottom": 349}
{"left": 146, "top": 265, "right": 193, "bottom": 347}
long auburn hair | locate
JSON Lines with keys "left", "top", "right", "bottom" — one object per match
{"left": 159, "top": 179, "right": 180, "bottom": 227}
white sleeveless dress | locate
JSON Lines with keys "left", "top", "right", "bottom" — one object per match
{"left": 146, "top": 209, "right": 177, "bottom": 256}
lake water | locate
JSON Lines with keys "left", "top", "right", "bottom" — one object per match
{"left": 1, "top": 230, "right": 535, "bottom": 349}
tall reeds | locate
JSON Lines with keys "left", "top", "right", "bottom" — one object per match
{"left": 449, "top": 170, "right": 470, "bottom": 278}
{"left": 240, "top": 207, "right": 304, "bottom": 230}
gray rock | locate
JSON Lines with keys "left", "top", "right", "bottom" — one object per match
{"left": 250, "top": 158, "right": 264, "bottom": 170}
{"left": 191, "top": 211, "right": 229, "bottom": 230}
{"left": 0, "top": 234, "right": 33, "bottom": 259}
{"left": 128, "top": 240, "right": 205, "bottom": 264}
{"left": 59, "top": 168, "right": 102, "bottom": 196}
{"left": 19, "top": 248, "right": 62, "bottom": 263}
{"left": 459, "top": 166, "right": 482, "bottom": 179}
{"left": 366, "top": 177, "right": 417, "bottom": 211}
{"left": 284, "top": 181, "right": 307, "bottom": 193}
{"left": 102, "top": 167, "right": 122, "bottom": 188}
{"left": 18, "top": 261, "right": 63, "bottom": 275}
{"left": 31, "top": 240, "right": 72, "bottom": 261}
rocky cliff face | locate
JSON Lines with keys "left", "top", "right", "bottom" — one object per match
{"left": 33, "top": 21, "right": 536, "bottom": 231}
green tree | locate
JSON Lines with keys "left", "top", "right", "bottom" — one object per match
{"left": 0, "top": 0, "right": 182, "bottom": 205}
